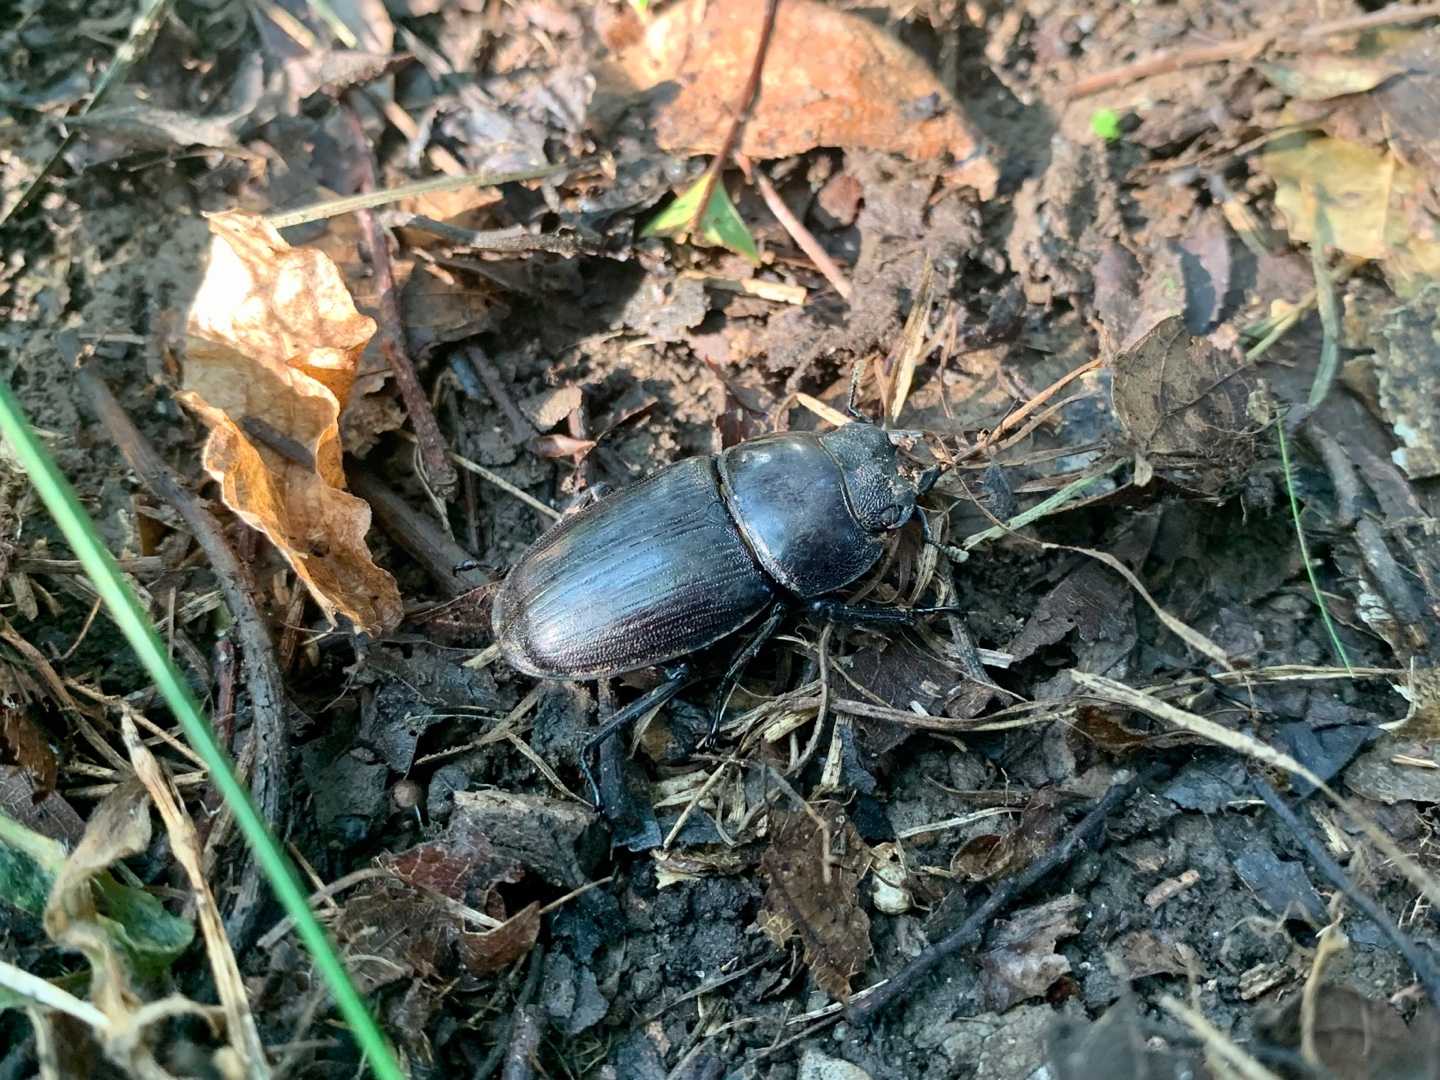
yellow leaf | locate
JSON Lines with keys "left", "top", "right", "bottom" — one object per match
{"left": 1262, "top": 133, "right": 1440, "bottom": 296}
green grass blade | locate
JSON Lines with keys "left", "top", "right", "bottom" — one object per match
{"left": 0, "top": 378, "right": 403, "bottom": 1080}
{"left": 1275, "top": 417, "right": 1353, "bottom": 674}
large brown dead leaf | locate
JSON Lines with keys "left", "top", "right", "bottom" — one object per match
{"left": 596, "top": 0, "right": 997, "bottom": 199}
{"left": 179, "top": 211, "right": 401, "bottom": 637}
{"left": 759, "top": 806, "right": 871, "bottom": 1001}
{"left": 1111, "top": 315, "right": 1259, "bottom": 495}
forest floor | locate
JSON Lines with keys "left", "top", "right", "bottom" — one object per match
{"left": 2, "top": 0, "right": 1440, "bottom": 1078}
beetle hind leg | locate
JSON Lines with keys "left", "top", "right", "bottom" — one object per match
{"left": 582, "top": 662, "right": 691, "bottom": 807}
{"left": 704, "top": 602, "right": 790, "bottom": 748}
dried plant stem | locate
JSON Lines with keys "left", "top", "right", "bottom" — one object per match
{"left": 686, "top": 0, "right": 780, "bottom": 235}
{"left": 1069, "top": 1, "right": 1440, "bottom": 98}
{"left": 341, "top": 99, "right": 459, "bottom": 500}
{"left": 742, "top": 158, "right": 853, "bottom": 300}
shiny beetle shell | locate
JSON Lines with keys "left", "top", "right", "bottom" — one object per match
{"left": 492, "top": 421, "right": 925, "bottom": 680}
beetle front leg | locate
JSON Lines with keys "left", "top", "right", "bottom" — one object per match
{"left": 581, "top": 662, "right": 692, "bottom": 808}
{"left": 705, "top": 602, "right": 789, "bottom": 748}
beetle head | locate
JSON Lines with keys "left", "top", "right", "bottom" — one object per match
{"left": 819, "top": 422, "right": 927, "bottom": 534}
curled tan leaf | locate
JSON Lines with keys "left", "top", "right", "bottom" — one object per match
{"left": 179, "top": 211, "right": 401, "bottom": 637}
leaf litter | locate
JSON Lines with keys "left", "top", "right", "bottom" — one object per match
{"left": 3, "top": 0, "right": 1440, "bottom": 1077}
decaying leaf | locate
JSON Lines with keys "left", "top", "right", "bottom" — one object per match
{"left": 1373, "top": 284, "right": 1440, "bottom": 479}
{"left": 179, "top": 210, "right": 402, "bottom": 637}
{"left": 758, "top": 806, "right": 871, "bottom": 1001}
{"left": 951, "top": 788, "right": 1064, "bottom": 882}
{"left": 1105, "top": 929, "right": 1196, "bottom": 980}
{"left": 1258, "top": 55, "right": 1404, "bottom": 102}
{"left": 45, "top": 781, "right": 195, "bottom": 984}
{"left": 1110, "top": 315, "right": 1259, "bottom": 494}
{"left": 455, "top": 901, "right": 541, "bottom": 975}
{"left": 979, "top": 894, "right": 1082, "bottom": 1011}
{"left": 1257, "top": 984, "right": 1440, "bottom": 1080}
{"left": 1261, "top": 132, "right": 1440, "bottom": 297}
{"left": 596, "top": 0, "right": 997, "bottom": 198}
{"left": 0, "top": 689, "right": 55, "bottom": 793}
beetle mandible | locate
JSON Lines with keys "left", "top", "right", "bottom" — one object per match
{"left": 491, "top": 407, "right": 954, "bottom": 806}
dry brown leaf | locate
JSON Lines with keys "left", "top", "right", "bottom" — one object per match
{"left": 1110, "top": 315, "right": 1259, "bottom": 495}
{"left": 0, "top": 660, "right": 55, "bottom": 791}
{"left": 1258, "top": 55, "right": 1404, "bottom": 102}
{"left": 455, "top": 901, "right": 541, "bottom": 975}
{"left": 179, "top": 210, "right": 401, "bottom": 637}
{"left": 597, "top": 0, "right": 997, "bottom": 198}
{"left": 951, "top": 788, "right": 1064, "bottom": 882}
{"left": 758, "top": 806, "right": 871, "bottom": 1001}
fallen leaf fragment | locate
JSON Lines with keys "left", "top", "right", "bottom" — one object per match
{"left": 179, "top": 210, "right": 401, "bottom": 637}
{"left": 979, "top": 894, "right": 1082, "bottom": 1010}
{"left": 1261, "top": 132, "right": 1440, "bottom": 296}
{"left": 597, "top": 0, "right": 997, "bottom": 198}
{"left": 758, "top": 807, "right": 870, "bottom": 1001}
{"left": 1258, "top": 55, "right": 1404, "bottom": 101}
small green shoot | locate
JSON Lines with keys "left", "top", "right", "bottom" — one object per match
{"left": 0, "top": 377, "right": 404, "bottom": 1080}
{"left": 643, "top": 176, "right": 760, "bottom": 263}
{"left": 628, "top": 0, "right": 650, "bottom": 12}
{"left": 1275, "top": 416, "right": 1353, "bottom": 673}
{"left": 1090, "top": 108, "right": 1123, "bottom": 142}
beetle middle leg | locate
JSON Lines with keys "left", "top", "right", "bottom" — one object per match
{"left": 581, "top": 661, "right": 692, "bottom": 806}
{"left": 805, "top": 598, "right": 965, "bottom": 627}
{"left": 704, "top": 602, "right": 790, "bottom": 748}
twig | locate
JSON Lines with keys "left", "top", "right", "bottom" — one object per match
{"left": 387, "top": 215, "right": 591, "bottom": 257}
{"left": 739, "top": 156, "right": 852, "bottom": 301}
{"left": 974, "top": 356, "right": 1103, "bottom": 457}
{"left": 685, "top": 0, "right": 780, "bottom": 236}
{"left": 340, "top": 98, "right": 458, "bottom": 499}
{"left": 263, "top": 163, "right": 576, "bottom": 229}
{"left": 479, "top": 945, "right": 546, "bottom": 1080}
{"left": 1300, "top": 425, "right": 1363, "bottom": 529}
{"left": 462, "top": 345, "right": 536, "bottom": 446}
{"left": 846, "top": 765, "right": 1156, "bottom": 1023}
{"left": 1068, "top": 1, "right": 1440, "bottom": 98}
{"left": 348, "top": 468, "right": 489, "bottom": 598}
{"left": 1252, "top": 775, "right": 1440, "bottom": 1005}
{"left": 77, "top": 364, "right": 291, "bottom": 926}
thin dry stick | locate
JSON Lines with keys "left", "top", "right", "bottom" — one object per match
{"left": 685, "top": 0, "right": 781, "bottom": 236}
{"left": 1157, "top": 996, "right": 1282, "bottom": 1080}
{"left": 847, "top": 766, "right": 1154, "bottom": 1023}
{"left": 1252, "top": 776, "right": 1440, "bottom": 1005}
{"left": 340, "top": 98, "right": 458, "bottom": 500}
{"left": 121, "top": 712, "right": 270, "bottom": 1080}
{"left": 1070, "top": 672, "right": 1440, "bottom": 914}
{"left": 78, "top": 364, "right": 291, "bottom": 834}
{"left": 1069, "top": 1, "right": 1440, "bottom": 98}
{"left": 974, "top": 356, "right": 1104, "bottom": 457}
{"left": 263, "top": 163, "right": 574, "bottom": 229}
{"left": 742, "top": 157, "right": 853, "bottom": 300}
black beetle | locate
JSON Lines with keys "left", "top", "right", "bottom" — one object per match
{"left": 492, "top": 415, "right": 953, "bottom": 803}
